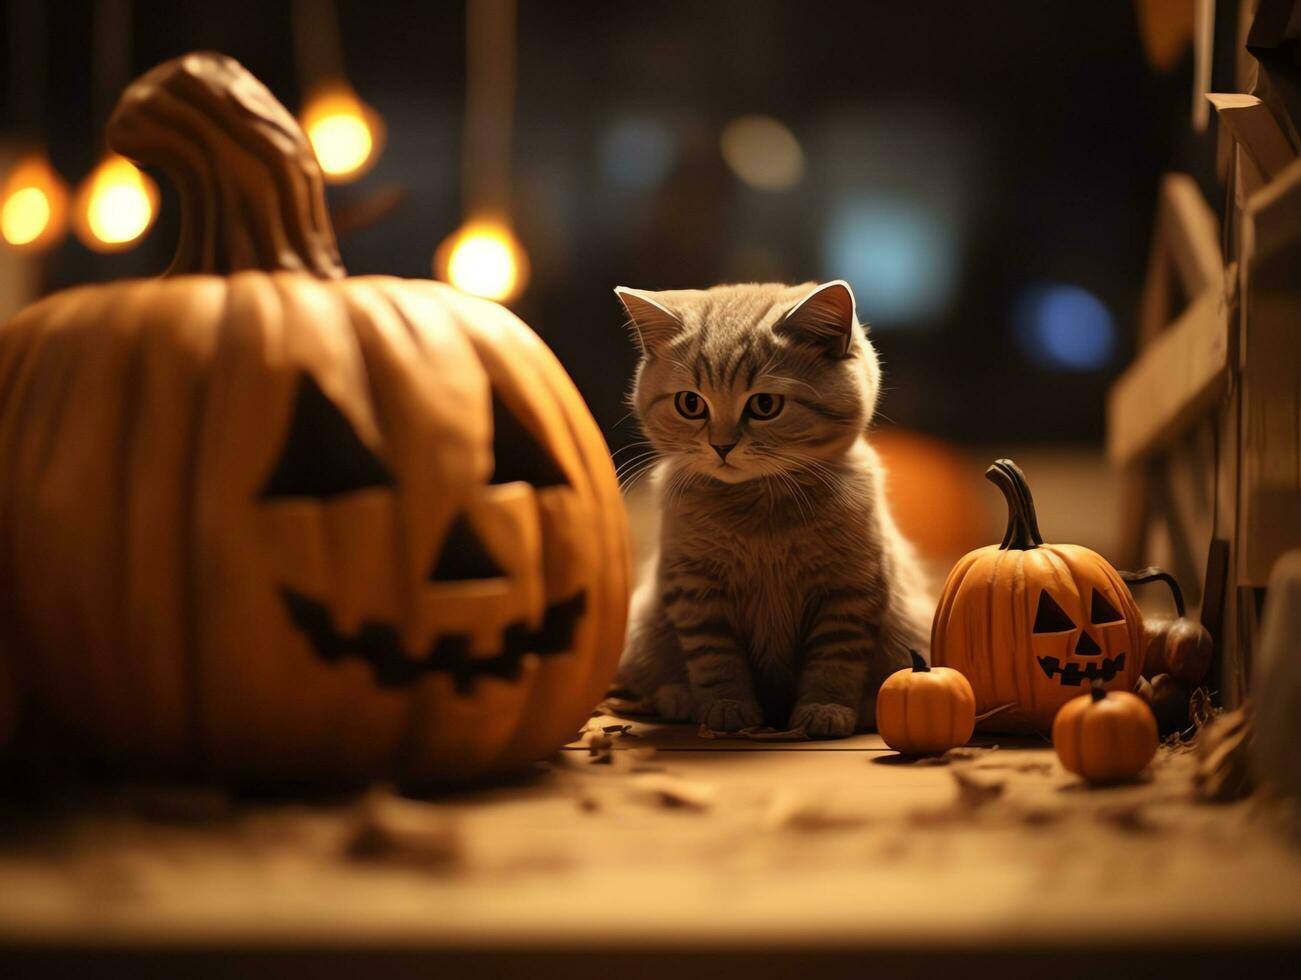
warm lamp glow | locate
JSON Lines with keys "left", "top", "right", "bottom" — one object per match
{"left": 0, "top": 152, "right": 69, "bottom": 251}
{"left": 301, "top": 84, "right": 383, "bottom": 182}
{"left": 435, "top": 220, "right": 529, "bottom": 303}
{"left": 73, "top": 154, "right": 158, "bottom": 252}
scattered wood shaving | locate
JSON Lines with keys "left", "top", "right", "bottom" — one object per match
{"left": 628, "top": 775, "right": 717, "bottom": 811}
{"left": 763, "top": 794, "right": 869, "bottom": 832}
{"left": 696, "top": 724, "right": 810, "bottom": 742}
{"left": 951, "top": 769, "right": 1006, "bottom": 810}
{"left": 977, "top": 759, "right": 1053, "bottom": 776}
{"left": 597, "top": 695, "right": 657, "bottom": 718}
{"left": 1194, "top": 705, "right": 1254, "bottom": 803}
{"left": 345, "top": 792, "right": 461, "bottom": 872}
{"left": 586, "top": 734, "right": 615, "bottom": 765}
{"left": 974, "top": 704, "right": 1016, "bottom": 724}
{"left": 946, "top": 745, "right": 999, "bottom": 761}
{"left": 907, "top": 770, "right": 1007, "bottom": 826}
{"left": 1097, "top": 804, "right": 1160, "bottom": 835}
{"left": 1015, "top": 805, "right": 1065, "bottom": 827}
{"left": 602, "top": 724, "right": 640, "bottom": 738}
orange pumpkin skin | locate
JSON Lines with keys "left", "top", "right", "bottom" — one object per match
{"left": 0, "top": 54, "right": 630, "bottom": 784}
{"left": 931, "top": 461, "right": 1145, "bottom": 734}
{"left": 876, "top": 652, "right": 975, "bottom": 755}
{"left": 1052, "top": 684, "right": 1158, "bottom": 784}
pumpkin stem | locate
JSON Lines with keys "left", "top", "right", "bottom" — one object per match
{"left": 106, "top": 52, "right": 344, "bottom": 279}
{"left": 985, "top": 458, "right": 1043, "bottom": 551}
{"left": 1090, "top": 680, "right": 1107, "bottom": 702}
{"left": 909, "top": 650, "right": 930, "bottom": 672}
{"left": 1117, "top": 567, "right": 1186, "bottom": 618}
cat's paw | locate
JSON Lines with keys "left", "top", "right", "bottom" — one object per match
{"left": 698, "top": 698, "right": 763, "bottom": 732}
{"left": 652, "top": 683, "right": 695, "bottom": 723}
{"left": 790, "top": 702, "right": 857, "bottom": 739}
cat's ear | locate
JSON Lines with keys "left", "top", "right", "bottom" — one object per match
{"left": 777, "top": 280, "right": 858, "bottom": 357}
{"left": 615, "top": 286, "right": 683, "bottom": 353}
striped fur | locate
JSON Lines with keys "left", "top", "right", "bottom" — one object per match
{"left": 615, "top": 282, "right": 931, "bottom": 738}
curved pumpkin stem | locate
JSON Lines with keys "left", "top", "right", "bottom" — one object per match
{"left": 1117, "top": 567, "right": 1187, "bottom": 618}
{"left": 985, "top": 458, "right": 1043, "bottom": 551}
{"left": 1090, "top": 679, "right": 1107, "bottom": 703}
{"left": 107, "top": 51, "right": 343, "bottom": 279}
{"left": 909, "top": 650, "right": 929, "bottom": 672}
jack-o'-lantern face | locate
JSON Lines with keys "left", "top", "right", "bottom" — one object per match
{"left": 931, "top": 460, "right": 1145, "bottom": 733}
{"left": 1030, "top": 581, "right": 1133, "bottom": 688}
{"left": 194, "top": 278, "right": 629, "bottom": 783}
{"left": 259, "top": 367, "right": 585, "bottom": 693}
{"left": 0, "top": 53, "right": 629, "bottom": 785}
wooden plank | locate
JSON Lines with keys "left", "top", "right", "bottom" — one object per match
{"left": 1160, "top": 173, "right": 1224, "bottom": 298}
{"left": 1106, "top": 288, "right": 1229, "bottom": 465}
{"left": 1237, "top": 158, "right": 1301, "bottom": 586}
{"left": 1207, "top": 93, "right": 1298, "bottom": 181}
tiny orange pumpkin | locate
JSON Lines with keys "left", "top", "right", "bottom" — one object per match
{"left": 1053, "top": 681, "right": 1158, "bottom": 784}
{"left": 876, "top": 651, "right": 976, "bottom": 755}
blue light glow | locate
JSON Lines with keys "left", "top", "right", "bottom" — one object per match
{"left": 598, "top": 119, "right": 677, "bottom": 190}
{"left": 1014, "top": 282, "right": 1117, "bottom": 372}
{"left": 822, "top": 197, "right": 957, "bottom": 327}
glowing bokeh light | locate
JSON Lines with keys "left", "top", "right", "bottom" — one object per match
{"left": 599, "top": 118, "right": 678, "bottom": 189}
{"left": 720, "top": 115, "right": 804, "bottom": 191}
{"left": 823, "top": 195, "right": 956, "bottom": 327}
{"left": 0, "top": 153, "right": 69, "bottom": 251}
{"left": 73, "top": 154, "right": 158, "bottom": 252}
{"left": 1014, "top": 282, "right": 1117, "bottom": 371}
{"left": 2, "top": 187, "right": 50, "bottom": 246}
{"left": 301, "top": 84, "right": 383, "bottom": 183}
{"left": 436, "top": 220, "right": 529, "bottom": 303}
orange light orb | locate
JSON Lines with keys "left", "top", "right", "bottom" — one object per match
{"left": 1, "top": 152, "right": 70, "bottom": 252}
{"left": 435, "top": 219, "right": 529, "bottom": 303}
{"left": 300, "top": 82, "right": 384, "bottom": 183}
{"left": 72, "top": 154, "right": 159, "bottom": 252}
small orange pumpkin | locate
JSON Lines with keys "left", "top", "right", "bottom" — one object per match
{"left": 0, "top": 54, "right": 630, "bottom": 783}
{"left": 876, "top": 651, "right": 976, "bottom": 755}
{"left": 1052, "top": 681, "right": 1158, "bottom": 784}
{"left": 931, "top": 459, "right": 1146, "bottom": 733}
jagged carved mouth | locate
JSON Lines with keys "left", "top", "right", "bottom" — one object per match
{"left": 280, "top": 587, "right": 587, "bottom": 693}
{"left": 1037, "top": 652, "right": 1126, "bottom": 687}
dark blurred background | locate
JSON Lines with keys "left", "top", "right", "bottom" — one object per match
{"left": 3, "top": 0, "right": 1229, "bottom": 458}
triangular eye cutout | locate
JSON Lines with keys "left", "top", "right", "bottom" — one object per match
{"left": 261, "top": 373, "right": 393, "bottom": 500}
{"left": 1033, "top": 591, "right": 1076, "bottom": 633}
{"left": 1091, "top": 589, "right": 1124, "bottom": 625}
{"left": 429, "top": 513, "right": 506, "bottom": 581}
{"left": 490, "top": 392, "right": 567, "bottom": 487}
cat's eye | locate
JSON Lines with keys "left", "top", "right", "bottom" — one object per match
{"left": 745, "top": 393, "right": 784, "bottom": 420}
{"left": 674, "top": 391, "right": 708, "bottom": 419}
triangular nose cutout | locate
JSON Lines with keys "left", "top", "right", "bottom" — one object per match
{"left": 1074, "top": 630, "right": 1102, "bottom": 656}
{"left": 429, "top": 514, "right": 506, "bottom": 581}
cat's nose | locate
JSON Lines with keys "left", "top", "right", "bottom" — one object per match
{"left": 711, "top": 442, "right": 737, "bottom": 462}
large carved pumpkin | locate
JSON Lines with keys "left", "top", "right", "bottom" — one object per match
{"left": 931, "top": 459, "right": 1144, "bottom": 733}
{"left": 0, "top": 53, "right": 629, "bottom": 783}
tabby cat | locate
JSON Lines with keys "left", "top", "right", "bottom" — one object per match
{"left": 614, "top": 281, "right": 931, "bottom": 738}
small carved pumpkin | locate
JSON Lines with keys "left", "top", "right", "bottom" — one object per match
{"left": 931, "top": 459, "right": 1145, "bottom": 733}
{"left": 876, "top": 651, "right": 976, "bottom": 755}
{"left": 0, "top": 54, "right": 630, "bottom": 783}
{"left": 1053, "top": 681, "right": 1158, "bottom": 784}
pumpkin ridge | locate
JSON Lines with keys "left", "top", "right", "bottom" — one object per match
{"left": 478, "top": 291, "right": 628, "bottom": 757}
